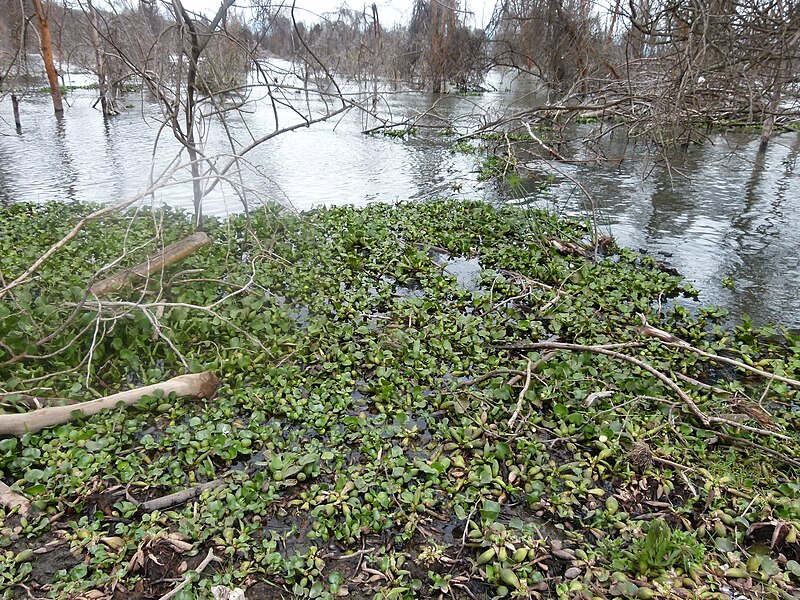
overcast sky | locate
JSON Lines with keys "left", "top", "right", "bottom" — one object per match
{"left": 181, "top": 0, "right": 493, "bottom": 28}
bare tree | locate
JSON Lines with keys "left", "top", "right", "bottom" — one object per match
{"left": 402, "top": 0, "right": 487, "bottom": 91}
{"left": 478, "top": 0, "right": 800, "bottom": 167}
{"left": 71, "top": 0, "right": 363, "bottom": 228}
{"left": 83, "top": 0, "right": 118, "bottom": 115}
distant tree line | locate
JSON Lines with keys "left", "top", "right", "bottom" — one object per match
{"left": 1, "top": 0, "right": 797, "bottom": 149}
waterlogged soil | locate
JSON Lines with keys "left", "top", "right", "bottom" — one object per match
{"left": 1, "top": 200, "right": 800, "bottom": 599}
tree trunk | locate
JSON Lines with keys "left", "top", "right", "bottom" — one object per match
{"left": 31, "top": 0, "right": 64, "bottom": 116}
{"left": 0, "top": 372, "right": 219, "bottom": 436}
{"left": 11, "top": 94, "right": 22, "bottom": 132}
{"left": 760, "top": 65, "right": 783, "bottom": 153}
{"left": 89, "top": 231, "right": 210, "bottom": 297}
{"left": 87, "top": 0, "right": 117, "bottom": 116}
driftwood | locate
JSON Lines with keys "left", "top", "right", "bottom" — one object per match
{"left": 0, "top": 481, "right": 30, "bottom": 515}
{"left": 0, "top": 393, "right": 77, "bottom": 410}
{"left": 135, "top": 478, "right": 225, "bottom": 512}
{"left": 90, "top": 231, "right": 210, "bottom": 297}
{"left": 0, "top": 372, "right": 219, "bottom": 436}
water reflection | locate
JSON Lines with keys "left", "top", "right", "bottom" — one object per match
{"left": 0, "top": 80, "right": 798, "bottom": 328}
{"left": 53, "top": 114, "right": 79, "bottom": 202}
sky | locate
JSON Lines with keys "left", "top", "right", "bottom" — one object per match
{"left": 181, "top": 0, "right": 493, "bottom": 29}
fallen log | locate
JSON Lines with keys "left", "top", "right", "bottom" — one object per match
{"left": 0, "top": 393, "right": 77, "bottom": 410}
{"left": 136, "top": 478, "right": 226, "bottom": 512}
{"left": 0, "top": 372, "right": 219, "bottom": 436}
{"left": 90, "top": 231, "right": 210, "bottom": 297}
{"left": 0, "top": 480, "right": 30, "bottom": 515}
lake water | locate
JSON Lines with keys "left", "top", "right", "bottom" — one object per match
{"left": 1, "top": 69, "right": 799, "bottom": 328}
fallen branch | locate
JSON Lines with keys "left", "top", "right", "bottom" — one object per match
{"left": 523, "top": 121, "right": 567, "bottom": 161}
{"left": 0, "top": 481, "right": 30, "bottom": 515}
{"left": 158, "top": 547, "right": 220, "bottom": 600}
{"left": 501, "top": 342, "right": 789, "bottom": 440}
{"left": 638, "top": 321, "right": 800, "bottom": 389}
{"left": 136, "top": 478, "right": 225, "bottom": 512}
{"left": 0, "top": 372, "right": 219, "bottom": 436}
{"left": 550, "top": 239, "right": 589, "bottom": 257}
{"left": 714, "top": 432, "right": 800, "bottom": 470}
{"left": 0, "top": 393, "right": 77, "bottom": 410}
{"left": 664, "top": 341, "right": 800, "bottom": 389}
{"left": 0, "top": 162, "right": 180, "bottom": 300}
{"left": 90, "top": 232, "right": 211, "bottom": 297}
{"left": 508, "top": 359, "right": 533, "bottom": 429}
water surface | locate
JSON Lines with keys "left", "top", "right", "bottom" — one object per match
{"left": 1, "top": 70, "right": 798, "bottom": 328}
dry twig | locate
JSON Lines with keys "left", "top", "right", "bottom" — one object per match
{"left": 158, "top": 548, "right": 220, "bottom": 600}
{"left": 500, "top": 341, "right": 790, "bottom": 441}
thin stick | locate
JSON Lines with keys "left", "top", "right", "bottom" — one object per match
{"left": 457, "top": 368, "right": 526, "bottom": 389}
{"left": 158, "top": 548, "right": 219, "bottom": 600}
{"left": 502, "top": 342, "right": 790, "bottom": 441}
{"left": 508, "top": 359, "right": 532, "bottom": 429}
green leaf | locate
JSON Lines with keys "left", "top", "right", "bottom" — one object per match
{"left": 24, "top": 469, "right": 45, "bottom": 483}
{"left": 481, "top": 499, "right": 502, "bottom": 521}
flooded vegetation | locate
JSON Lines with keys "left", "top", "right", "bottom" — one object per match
{"left": 2, "top": 83, "right": 800, "bottom": 327}
{"left": 1, "top": 200, "right": 799, "bottom": 599}
{"left": 2, "top": 0, "right": 800, "bottom": 598}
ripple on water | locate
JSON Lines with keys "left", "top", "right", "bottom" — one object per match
{"left": 1, "top": 90, "right": 799, "bottom": 326}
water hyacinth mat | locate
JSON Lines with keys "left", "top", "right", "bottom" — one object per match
{"left": 1, "top": 199, "right": 799, "bottom": 599}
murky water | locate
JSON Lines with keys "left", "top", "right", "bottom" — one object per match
{"left": 1, "top": 69, "right": 798, "bottom": 327}
{"left": 534, "top": 130, "right": 800, "bottom": 329}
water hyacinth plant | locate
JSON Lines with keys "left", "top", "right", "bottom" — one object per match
{"left": 0, "top": 199, "right": 798, "bottom": 599}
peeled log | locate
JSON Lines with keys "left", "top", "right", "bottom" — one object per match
{"left": 0, "top": 481, "right": 30, "bottom": 515}
{"left": 90, "top": 231, "right": 210, "bottom": 297}
{"left": 0, "top": 372, "right": 219, "bottom": 436}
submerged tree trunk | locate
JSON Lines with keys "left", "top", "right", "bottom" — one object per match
{"left": 31, "top": 0, "right": 64, "bottom": 116}
{"left": 760, "top": 63, "right": 784, "bottom": 153}
{"left": 87, "top": 0, "right": 117, "bottom": 116}
{"left": 11, "top": 94, "right": 22, "bottom": 132}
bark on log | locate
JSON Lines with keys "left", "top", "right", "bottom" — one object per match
{"left": 0, "top": 372, "right": 219, "bottom": 436}
{"left": 0, "top": 481, "right": 30, "bottom": 515}
{"left": 90, "top": 232, "right": 210, "bottom": 297}
{"left": 138, "top": 478, "right": 225, "bottom": 512}
{"left": 0, "top": 393, "right": 77, "bottom": 410}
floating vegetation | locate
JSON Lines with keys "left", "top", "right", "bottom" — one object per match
{"left": 36, "top": 82, "right": 141, "bottom": 95}
{"left": 477, "top": 154, "right": 518, "bottom": 182}
{"left": 374, "top": 127, "right": 417, "bottom": 139}
{"left": 451, "top": 140, "right": 478, "bottom": 155}
{"left": 1, "top": 199, "right": 799, "bottom": 599}
{"left": 478, "top": 131, "right": 551, "bottom": 142}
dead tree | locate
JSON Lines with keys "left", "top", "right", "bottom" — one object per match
{"left": 85, "top": 0, "right": 118, "bottom": 116}
{"left": 31, "top": 0, "right": 64, "bottom": 116}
